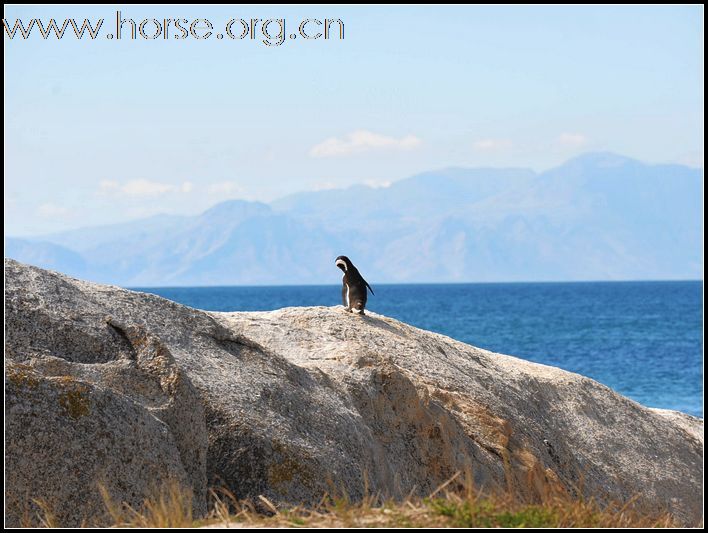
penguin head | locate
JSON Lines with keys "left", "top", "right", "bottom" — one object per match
{"left": 335, "top": 255, "right": 351, "bottom": 272}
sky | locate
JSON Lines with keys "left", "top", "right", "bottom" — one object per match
{"left": 4, "top": 5, "right": 704, "bottom": 236}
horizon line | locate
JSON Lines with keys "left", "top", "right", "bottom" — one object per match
{"left": 128, "top": 278, "right": 704, "bottom": 290}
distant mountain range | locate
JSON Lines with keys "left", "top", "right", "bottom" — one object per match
{"left": 5, "top": 152, "right": 703, "bottom": 286}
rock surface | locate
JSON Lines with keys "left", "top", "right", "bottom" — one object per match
{"left": 4, "top": 259, "right": 704, "bottom": 526}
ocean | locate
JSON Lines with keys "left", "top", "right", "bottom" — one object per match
{"left": 135, "top": 281, "right": 703, "bottom": 417}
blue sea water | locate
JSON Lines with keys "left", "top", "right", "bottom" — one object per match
{"left": 135, "top": 281, "right": 703, "bottom": 418}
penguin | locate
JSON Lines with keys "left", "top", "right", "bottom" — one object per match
{"left": 335, "top": 255, "right": 374, "bottom": 315}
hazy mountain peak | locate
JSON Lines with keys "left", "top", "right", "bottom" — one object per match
{"left": 200, "top": 199, "right": 271, "bottom": 218}
{"left": 561, "top": 151, "right": 641, "bottom": 169}
{"left": 5, "top": 153, "right": 702, "bottom": 285}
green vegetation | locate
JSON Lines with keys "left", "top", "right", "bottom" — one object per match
{"left": 430, "top": 499, "right": 559, "bottom": 527}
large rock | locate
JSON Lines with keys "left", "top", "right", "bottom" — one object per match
{"left": 6, "top": 362, "right": 194, "bottom": 526}
{"left": 4, "top": 259, "right": 703, "bottom": 526}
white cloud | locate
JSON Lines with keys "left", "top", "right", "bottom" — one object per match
{"left": 557, "top": 132, "right": 588, "bottom": 147}
{"left": 37, "top": 202, "right": 71, "bottom": 219}
{"left": 99, "top": 179, "right": 193, "bottom": 197}
{"left": 364, "top": 179, "right": 392, "bottom": 189}
{"left": 310, "top": 130, "right": 421, "bottom": 158}
{"left": 122, "top": 179, "right": 174, "bottom": 196}
{"left": 472, "top": 138, "right": 513, "bottom": 152}
{"left": 207, "top": 181, "right": 242, "bottom": 195}
{"left": 99, "top": 180, "right": 120, "bottom": 191}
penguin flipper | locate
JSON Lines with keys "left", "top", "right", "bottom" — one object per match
{"left": 365, "top": 280, "right": 375, "bottom": 296}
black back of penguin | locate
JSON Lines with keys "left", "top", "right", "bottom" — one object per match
{"left": 335, "top": 255, "right": 374, "bottom": 315}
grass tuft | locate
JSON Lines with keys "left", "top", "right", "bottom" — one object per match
{"left": 17, "top": 471, "right": 682, "bottom": 528}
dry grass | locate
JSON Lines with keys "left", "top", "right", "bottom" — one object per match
{"left": 197, "top": 478, "right": 677, "bottom": 529}
{"left": 99, "top": 482, "right": 194, "bottom": 528}
{"left": 21, "top": 471, "right": 681, "bottom": 528}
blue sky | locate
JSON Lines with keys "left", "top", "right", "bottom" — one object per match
{"left": 4, "top": 5, "right": 703, "bottom": 235}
